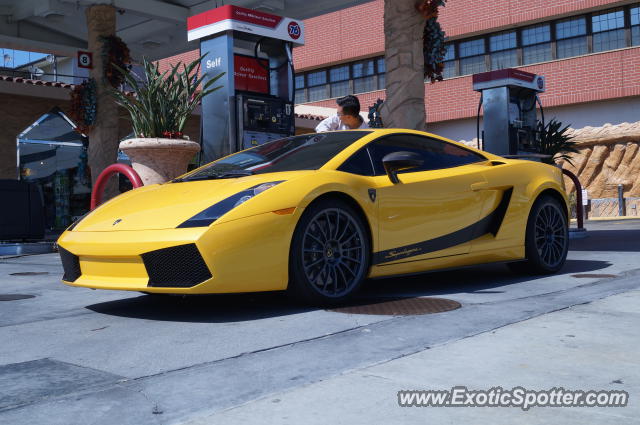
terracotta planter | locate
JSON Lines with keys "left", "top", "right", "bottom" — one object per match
{"left": 119, "top": 138, "right": 200, "bottom": 185}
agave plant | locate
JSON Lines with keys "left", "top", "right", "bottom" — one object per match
{"left": 537, "top": 118, "right": 580, "bottom": 166}
{"left": 111, "top": 56, "right": 223, "bottom": 138}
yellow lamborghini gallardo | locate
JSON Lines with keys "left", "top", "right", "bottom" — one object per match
{"left": 58, "top": 129, "right": 569, "bottom": 304}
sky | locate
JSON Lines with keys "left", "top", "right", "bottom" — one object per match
{"left": 1, "top": 49, "right": 48, "bottom": 68}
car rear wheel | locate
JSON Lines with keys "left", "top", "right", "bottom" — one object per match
{"left": 288, "top": 199, "right": 370, "bottom": 305}
{"left": 509, "top": 195, "right": 568, "bottom": 274}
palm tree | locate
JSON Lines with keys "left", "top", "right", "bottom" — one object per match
{"left": 381, "top": 0, "right": 446, "bottom": 130}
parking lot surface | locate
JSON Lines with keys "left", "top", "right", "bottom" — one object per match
{"left": 1, "top": 219, "right": 639, "bottom": 424}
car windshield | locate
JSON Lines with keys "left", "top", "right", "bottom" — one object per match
{"left": 178, "top": 131, "right": 370, "bottom": 181}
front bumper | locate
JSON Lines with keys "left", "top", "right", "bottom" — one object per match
{"left": 58, "top": 211, "right": 296, "bottom": 294}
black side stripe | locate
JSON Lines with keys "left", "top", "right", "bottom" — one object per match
{"left": 372, "top": 188, "right": 513, "bottom": 265}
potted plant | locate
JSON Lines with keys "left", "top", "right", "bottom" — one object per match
{"left": 111, "top": 56, "right": 222, "bottom": 185}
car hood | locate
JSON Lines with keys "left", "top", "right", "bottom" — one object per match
{"left": 73, "top": 171, "right": 313, "bottom": 231}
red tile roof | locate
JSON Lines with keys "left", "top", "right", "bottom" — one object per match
{"left": 0, "top": 75, "right": 75, "bottom": 89}
{"left": 0, "top": 75, "right": 325, "bottom": 120}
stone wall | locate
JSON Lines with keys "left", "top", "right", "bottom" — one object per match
{"left": 561, "top": 122, "right": 640, "bottom": 199}
{"left": 588, "top": 198, "right": 640, "bottom": 218}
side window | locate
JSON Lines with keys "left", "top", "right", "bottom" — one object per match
{"left": 368, "top": 135, "right": 486, "bottom": 175}
{"left": 338, "top": 147, "right": 375, "bottom": 176}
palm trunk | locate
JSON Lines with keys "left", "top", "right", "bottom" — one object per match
{"left": 381, "top": 0, "right": 426, "bottom": 130}
{"left": 86, "top": 4, "right": 120, "bottom": 199}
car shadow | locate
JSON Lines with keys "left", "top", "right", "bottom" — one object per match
{"left": 359, "top": 259, "right": 612, "bottom": 299}
{"left": 86, "top": 258, "right": 611, "bottom": 323}
{"left": 86, "top": 291, "right": 312, "bottom": 323}
{"left": 569, "top": 229, "right": 640, "bottom": 252}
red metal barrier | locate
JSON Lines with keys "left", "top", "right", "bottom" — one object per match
{"left": 562, "top": 168, "right": 584, "bottom": 230}
{"left": 90, "top": 164, "right": 143, "bottom": 210}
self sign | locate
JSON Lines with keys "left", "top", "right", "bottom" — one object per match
{"left": 77, "top": 51, "right": 93, "bottom": 69}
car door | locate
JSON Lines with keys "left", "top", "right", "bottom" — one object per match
{"left": 365, "top": 134, "right": 490, "bottom": 266}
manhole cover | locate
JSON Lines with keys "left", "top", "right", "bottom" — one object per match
{"left": 0, "top": 294, "right": 36, "bottom": 301}
{"left": 571, "top": 274, "right": 619, "bottom": 279}
{"left": 328, "top": 297, "right": 461, "bottom": 315}
{"left": 10, "top": 272, "right": 49, "bottom": 276}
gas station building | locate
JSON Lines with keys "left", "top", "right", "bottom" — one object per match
{"left": 1, "top": 0, "right": 640, "bottom": 240}
{"left": 159, "top": 0, "right": 640, "bottom": 214}
{"left": 293, "top": 0, "right": 640, "bottom": 138}
{"left": 290, "top": 0, "right": 640, "bottom": 213}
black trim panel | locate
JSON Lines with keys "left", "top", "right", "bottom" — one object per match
{"left": 59, "top": 246, "right": 81, "bottom": 282}
{"left": 372, "top": 188, "right": 513, "bottom": 265}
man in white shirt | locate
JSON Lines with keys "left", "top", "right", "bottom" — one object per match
{"left": 315, "top": 95, "right": 370, "bottom": 132}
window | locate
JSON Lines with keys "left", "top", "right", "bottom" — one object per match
{"left": 522, "top": 24, "right": 551, "bottom": 64}
{"left": 556, "top": 17, "right": 587, "bottom": 39}
{"left": 295, "top": 90, "right": 307, "bottom": 104}
{"left": 293, "top": 56, "right": 385, "bottom": 104}
{"left": 353, "top": 59, "right": 376, "bottom": 94}
{"left": 459, "top": 39, "right": 486, "bottom": 75}
{"left": 633, "top": 6, "right": 640, "bottom": 46}
{"left": 329, "top": 65, "right": 350, "bottom": 98}
{"left": 186, "top": 132, "right": 371, "bottom": 178}
{"left": 442, "top": 43, "right": 457, "bottom": 78}
{"left": 490, "top": 31, "right": 516, "bottom": 52}
{"left": 556, "top": 17, "right": 587, "bottom": 58}
{"left": 353, "top": 60, "right": 375, "bottom": 77}
{"left": 338, "top": 147, "right": 374, "bottom": 176}
{"left": 307, "top": 70, "right": 326, "bottom": 86}
{"left": 592, "top": 10, "right": 626, "bottom": 52}
{"left": 367, "top": 135, "right": 486, "bottom": 175}
{"left": 377, "top": 58, "right": 386, "bottom": 89}
{"left": 294, "top": 75, "right": 306, "bottom": 104}
{"left": 307, "top": 70, "right": 327, "bottom": 102}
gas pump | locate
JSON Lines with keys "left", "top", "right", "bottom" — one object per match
{"left": 187, "top": 5, "right": 304, "bottom": 164}
{"left": 472, "top": 69, "right": 546, "bottom": 156}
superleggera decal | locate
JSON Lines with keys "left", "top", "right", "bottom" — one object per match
{"left": 372, "top": 188, "right": 513, "bottom": 265}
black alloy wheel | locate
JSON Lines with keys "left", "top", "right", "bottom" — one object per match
{"left": 509, "top": 195, "right": 569, "bottom": 274}
{"left": 288, "top": 198, "right": 370, "bottom": 305}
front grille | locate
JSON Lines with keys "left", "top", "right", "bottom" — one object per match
{"left": 141, "top": 244, "right": 212, "bottom": 288}
{"left": 59, "top": 246, "right": 81, "bottom": 282}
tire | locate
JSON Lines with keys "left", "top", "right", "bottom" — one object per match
{"left": 288, "top": 198, "right": 371, "bottom": 306}
{"left": 508, "top": 195, "right": 568, "bottom": 274}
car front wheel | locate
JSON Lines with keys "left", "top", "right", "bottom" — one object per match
{"left": 288, "top": 199, "right": 370, "bottom": 305}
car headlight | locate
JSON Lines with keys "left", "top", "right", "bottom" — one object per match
{"left": 177, "top": 181, "right": 284, "bottom": 228}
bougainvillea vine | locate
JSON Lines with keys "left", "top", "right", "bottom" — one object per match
{"left": 69, "top": 78, "right": 97, "bottom": 134}
{"left": 100, "top": 35, "right": 132, "bottom": 87}
{"left": 418, "top": 0, "right": 447, "bottom": 83}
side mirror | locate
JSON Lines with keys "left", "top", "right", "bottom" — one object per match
{"left": 382, "top": 151, "right": 424, "bottom": 184}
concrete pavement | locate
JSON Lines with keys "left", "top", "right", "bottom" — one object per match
{"left": 187, "top": 289, "right": 640, "bottom": 425}
{"left": 1, "top": 219, "right": 639, "bottom": 424}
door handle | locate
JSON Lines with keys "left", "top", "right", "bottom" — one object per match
{"left": 470, "top": 181, "right": 489, "bottom": 191}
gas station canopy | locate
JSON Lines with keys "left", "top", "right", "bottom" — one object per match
{"left": 0, "top": 0, "right": 372, "bottom": 60}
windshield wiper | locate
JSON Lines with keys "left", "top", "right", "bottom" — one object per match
{"left": 174, "top": 170, "right": 254, "bottom": 182}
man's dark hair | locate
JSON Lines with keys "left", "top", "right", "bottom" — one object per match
{"left": 336, "top": 95, "right": 360, "bottom": 117}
